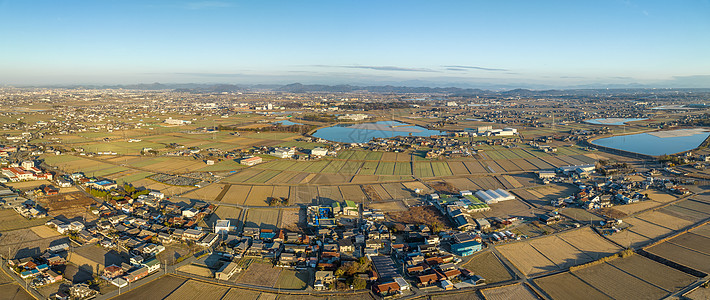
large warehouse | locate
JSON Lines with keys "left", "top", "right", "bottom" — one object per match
{"left": 474, "top": 189, "right": 515, "bottom": 204}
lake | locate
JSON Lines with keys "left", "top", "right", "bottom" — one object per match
{"left": 584, "top": 118, "right": 647, "bottom": 125}
{"left": 313, "top": 121, "right": 445, "bottom": 143}
{"left": 274, "top": 120, "right": 302, "bottom": 126}
{"left": 591, "top": 128, "right": 710, "bottom": 156}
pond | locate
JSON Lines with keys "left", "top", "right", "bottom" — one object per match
{"left": 273, "top": 120, "right": 302, "bottom": 126}
{"left": 312, "top": 121, "right": 445, "bottom": 143}
{"left": 591, "top": 128, "right": 710, "bottom": 156}
{"left": 584, "top": 118, "right": 647, "bottom": 125}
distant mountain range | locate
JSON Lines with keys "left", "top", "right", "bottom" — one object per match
{"left": 26, "top": 82, "right": 710, "bottom": 97}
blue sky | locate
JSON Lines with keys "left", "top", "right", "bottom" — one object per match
{"left": 1, "top": 0, "right": 709, "bottom": 88}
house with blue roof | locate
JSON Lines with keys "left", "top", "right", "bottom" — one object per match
{"left": 450, "top": 241, "right": 482, "bottom": 256}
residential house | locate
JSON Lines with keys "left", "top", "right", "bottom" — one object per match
{"left": 314, "top": 270, "right": 335, "bottom": 290}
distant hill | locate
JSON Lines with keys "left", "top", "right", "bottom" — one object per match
{"left": 27, "top": 82, "right": 710, "bottom": 97}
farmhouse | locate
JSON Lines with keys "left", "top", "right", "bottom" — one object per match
{"left": 215, "top": 260, "right": 243, "bottom": 280}
{"left": 125, "top": 266, "right": 149, "bottom": 282}
{"left": 314, "top": 270, "right": 335, "bottom": 290}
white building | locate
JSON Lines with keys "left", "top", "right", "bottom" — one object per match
{"left": 69, "top": 221, "right": 85, "bottom": 232}
{"left": 337, "top": 114, "right": 369, "bottom": 121}
{"left": 148, "top": 191, "right": 165, "bottom": 199}
{"left": 164, "top": 118, "right": 191, "bottom": 125}
{"left": 182, "top": 208, "right": 199, "bottom": 218}
{"left": 21, "top": 161, "right": 34, "bottom": 169}
{"left": 474, "top": 189, "right": 515, "bottom": 204}
{"left": 271, "top": 147, "right": 295, "bottom": 158}
{"left": 311, "top": 147, "right": 328, "bottom": 157}
{"left": 215, "top": 219, "right": 231, "bottom": 234}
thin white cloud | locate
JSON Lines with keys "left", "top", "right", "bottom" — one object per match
{"left": 442, "top": 65, "right": 509, "bottom": 72}
{"left": 313, "top": 65, "right": 437, "bottom": 72}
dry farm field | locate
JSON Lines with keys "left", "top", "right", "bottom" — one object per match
{"left": 430, "top": 291, "right": 481, "bottom": 300}
{"left": 244, "top": 209, "right": 280, "bottom": 229}
{"left": 176, "top": 264, "right": 214, "bottom": 277}
{"left": 235, "top": 262, "right": 281, "bottom": 287}
{"left": 244, "top": 185, "right": 274, "bottom": 205}
{"left": 181, "top": 183, "right": 228, "bottom": 201}
{"left": 644, "top": 224, "right": 710, "bottom": 274}
{"left": 164, "top": 279, "right": 231, "bottom": 300}
{"left": 274, "top": 269, "right": 310, "bottom": 290}
{"left": 481, "top": 283, "right": 539, "bottom": 300}
{"left": 497, "top": 227, "right": 621, "bottom": 276}
{"left": 535, "top": 272, "right": 611, "bottom": 300}
{"left": 609, "top": 209, "right": 697, "bottom": 248}
{"left": 571, "top": 260, "right": 673, "bottom": 299}
{"left": 29, "top": 225, "right": 60, "bottom": 238}
{"left": 0, "top": 210, "right": 48, "bottom": 232}
{"left": 113, "top": 275, "right": 188, "bottom": 300}
{"left": 461, "top": 251, "right": 513, "bottom": 284}
{"left": 220, "top": 288, "right": 262, "bottom": 300}
{"left": 279, "top": 208, "right": 302, "bottom": 232}
{"left": 220, "top": 185, "right": 251, "bottom": 204}
{"left": 535, "top": 254, "right": 698, "bottom": 300}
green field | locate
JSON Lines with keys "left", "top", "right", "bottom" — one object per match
{"left": 337, "top": 151, "right": 355, "bottom": 160}
{"left": 485, "top": 150, "right": 506, "bottom": 160}
{"left": 303, "top": 160, "right": 330, "bottom": 173}
{"left": 340, "top": 161, "right": 363, "bottom": 174}
{"left": 115, "top": 172, "right": 154, "bottom": 184}
{"left": 198, "top": 160, "right": 247, "bottom": 172}
{"left": 358, "top": 161, "right": 379, "bottom": 175}
{"left": 375, "top": 162, "right": 395, "bottom": 175}
{"left": 247, "top": 170, "right": 281, "bottom": 183}
{"left": 349, "top": 151, "right": 368, "bottom": 160}
{"left": 415, "top": 162, "right": 434, "bottom": 177}
{"left": 322, "top": 160, "right": 347, "bottom": 173}
{"left": 394, "top": 162, "right": 413, "bottom": 175}
{"left": 431, "top": 162, "right": 453, "bottom": 176}
{"left": 258, "top": 160, "right": 297, "bottom": 171}
{"left": 364, "top": 152, "right": 383, "bottom": 160}
{"left": 92, "top": 166, "right": 129, "bottom": 177}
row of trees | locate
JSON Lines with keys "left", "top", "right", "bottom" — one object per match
{"left": 217, "top": 124, "right": 315, "bottom": 134}
{"left": 333, "top": 257, "right": 370, "bottom": 290}
{"left": 85, "top": 183, "right": 150, "bottom": 201}
{"left": 300, "top": 114, "right": 337, "bottom": 123}
{"left": 267, "top": 197, "right": 290, "bottom": 206}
